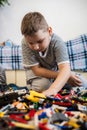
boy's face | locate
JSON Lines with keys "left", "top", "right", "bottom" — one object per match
{"left": 25, "top": 28, "right": 52, "bottom": 52}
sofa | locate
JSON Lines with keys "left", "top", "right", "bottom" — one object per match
{"left": 0, "top": 34, "right": 87, "bottom": 87}
{"left": 0, "top": 45, "right": 26, "bottom": 86}
{"left": 66, "top": 33, "right": 87, "bottom": 80}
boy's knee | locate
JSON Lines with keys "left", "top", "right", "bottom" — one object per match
{"left": 27, "top": 77, "right": 51, "bottom": 92}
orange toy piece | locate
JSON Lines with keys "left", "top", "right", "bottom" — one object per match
{"left": 12, "top": 100, "right": 28, "bottom": 110}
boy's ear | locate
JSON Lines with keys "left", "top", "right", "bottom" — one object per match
{"left": 48, "top": 27, "right": 52, "bottom": 35}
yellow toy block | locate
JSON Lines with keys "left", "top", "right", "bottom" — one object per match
{"left": 25, "top": 90, "right": 46, "bottom": 102}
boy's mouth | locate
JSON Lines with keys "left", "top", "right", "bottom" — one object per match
{"left": 37, "top": 49, "right": 45, "bottom": 52}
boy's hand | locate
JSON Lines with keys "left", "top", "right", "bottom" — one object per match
{"left": 42, "top": 87, "right": 57, "bottom": 96}
{"left": 67, "top": 72, "right": 82, "bottom": 87}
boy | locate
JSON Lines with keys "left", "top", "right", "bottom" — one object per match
{"left": 21, "top": 12, "right": 87, "bottom": 96}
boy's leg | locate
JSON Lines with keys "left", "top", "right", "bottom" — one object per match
{"left": 25, "top": 69, "right": 51, "bottom": 92}
{"left": 27, "top": 77, "right": 51, "bottom": 92}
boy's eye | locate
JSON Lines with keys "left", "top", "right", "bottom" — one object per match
{"left": 38, "top": 40, "right": 43, "bottom": 43}
{"left": 29, "top": 42, "right": 33, "bottom": 45}
{"left": 37, "top": 39, "right": 44, "bottom": 44}
{"left": 28, "top": 38, "right": 45, "bottom": 45}
{"left": 27, "top": 42, "right": 33, "bottom": 46}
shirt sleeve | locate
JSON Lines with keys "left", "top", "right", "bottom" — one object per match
{"left": 54, "top": 37, "right": 69, "bottom": 65}
{"left": 21, "top": 38, "right": 39, "bottom": 68}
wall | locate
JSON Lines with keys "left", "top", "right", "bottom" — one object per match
{"left": 0, "top": 0, "right": 87, "bottom": 44}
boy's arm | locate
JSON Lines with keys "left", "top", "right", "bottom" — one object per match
{"left": 31, "top": 63, "right": 82, "bottom": 96}
{"left": 31, "top": 62, "right": 71, "bottom": 96}
{"left": 42, "top": 63, "right": 71, "bottom": 96}
{"left": 30, "top": 64, "right": 59, "bottom": 79}
{"left": 42, "top": 67, "right": 82, "bottom": 96}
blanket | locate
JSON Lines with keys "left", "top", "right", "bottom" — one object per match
{"left": 0, "top": 45, "right": 23, "bottom": 70}
{"left": 66, "top": 34, "right": 87, "bottom": 72}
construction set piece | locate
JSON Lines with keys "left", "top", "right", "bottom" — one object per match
{"left": 0, "top": 84, "right": 87, "bottom": 130}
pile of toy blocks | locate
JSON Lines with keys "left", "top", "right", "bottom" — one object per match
{"left": 0, "top": 84, "right": 87, "bottom": 130}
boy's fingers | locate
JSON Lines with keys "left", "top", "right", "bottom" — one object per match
{"left": 42, "top": 88, "right": 57, "bottom": 96}
{"left": 68, "top": 75, "right": 82, "bottom": 86}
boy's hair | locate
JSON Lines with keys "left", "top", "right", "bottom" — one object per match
{"left": 21, "top": 12, "right": 49, "bottom": 36}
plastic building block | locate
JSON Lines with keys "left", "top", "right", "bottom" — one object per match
{"left": 25, "top": 90, "right": 46, "bottom": 102}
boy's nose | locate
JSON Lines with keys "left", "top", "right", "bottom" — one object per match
{"left": 33, "top": 44, "right": 39, "bottom": 50}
